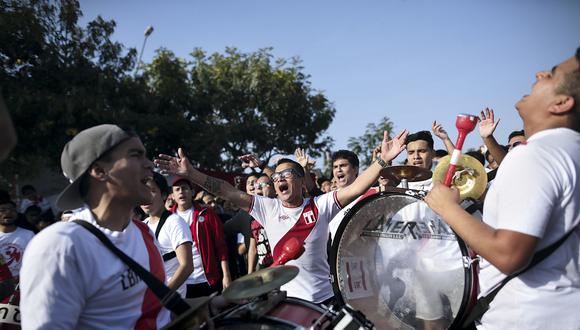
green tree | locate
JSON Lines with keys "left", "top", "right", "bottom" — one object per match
{"left": 141, "top": 47, "right": 335, "bottom": 171}
{"left": 347, "top": 116, "right": 395, "bottom": 168}
{"left": 0, "top": 0, "right": 138, "bottom": 183}
{"left": 0, "top": 0, "right": 335, "bottom": 187}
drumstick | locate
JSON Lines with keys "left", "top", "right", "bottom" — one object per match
{"left": 271, "top": 237, "right": 305, "bottom": 266}
{"left": 444, "top": 114, "right": 479, "bottom": 187}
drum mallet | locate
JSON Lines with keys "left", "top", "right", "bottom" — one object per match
{"left": 270, "top": 237, "right": 305, "bottom": 267}
{"left": 443, "top": 114, "right": 479, "bottom": 187}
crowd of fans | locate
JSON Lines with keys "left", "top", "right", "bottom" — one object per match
{"left": 0, "top": 47, "right": 578, "bottom": 329}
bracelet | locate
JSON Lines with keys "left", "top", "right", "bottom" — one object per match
{"left": 376, "top": 157, "right": 389, "bottom": 168}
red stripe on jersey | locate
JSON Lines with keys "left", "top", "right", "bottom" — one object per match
{"left": 272, "top": 198, "right": 319, "bottom": 262}
{"left": 133, "top": 220, "right": 165, "bottom": 330}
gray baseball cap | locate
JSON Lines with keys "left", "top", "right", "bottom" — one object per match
{"left": 56, "top": 124, "right": 131, "bottom": 210}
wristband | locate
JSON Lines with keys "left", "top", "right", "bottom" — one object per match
{"left": 376, "top": 157, "right": 389, "bottom": 168}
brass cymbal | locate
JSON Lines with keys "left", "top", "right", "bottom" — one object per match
{"left": 432, "top": 154, "right": 488, "bottom": 200}
{"left": 380, "top": 165, "right": 432, "bottom": 183}
{"left": 222, "top": 265, "right": 299, "bottom": 301}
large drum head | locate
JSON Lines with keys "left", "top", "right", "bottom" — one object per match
{"left": 330, "top": 191, "right": 473, "bottom": 330}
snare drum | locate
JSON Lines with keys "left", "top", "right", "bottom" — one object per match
{"left": 330, "top": 190, "right": 478, "bottom": 330}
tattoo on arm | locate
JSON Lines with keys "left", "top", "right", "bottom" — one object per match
{"left": 204, "top": 176, "right": 223, "bottom": 195}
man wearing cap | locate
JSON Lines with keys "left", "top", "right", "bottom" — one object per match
{"left": 169, "top": 177, "right": 231, "bottom": 298}
{"left": 20, "top": 124, "right": 170, "bottom": 329}
{"left": 155, "top": 130, "right": 408, "bottom": 304}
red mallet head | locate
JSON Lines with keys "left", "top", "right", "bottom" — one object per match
{"left": 271, "top": 237, "right": 305, "bottom": 267}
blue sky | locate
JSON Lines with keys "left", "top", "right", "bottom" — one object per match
{"left": 80, "top": 0, "right": 579, "bottom": 163}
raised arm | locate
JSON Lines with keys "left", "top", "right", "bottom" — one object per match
{"left": 155, "top": 148, "right": 253, "bottom": 211}
{"left": 337, "top": 130, "right": 408, "bottom": 206}
{"left": 432, "top": 120, "right": 456, "bottom": 154}
{"left": 479, "top": 107, "right": 507, "bottom": 165}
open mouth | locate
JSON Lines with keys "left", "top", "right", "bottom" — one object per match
{"left": 278, "top": 182, "right": 289, "bottom": 194}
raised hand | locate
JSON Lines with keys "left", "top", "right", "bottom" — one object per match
{"left": 432, "top": 121, "right": 449, "bottom": 141}
{"left": 294, "top": 148, "right": 315, "bottom": 170}
{"left": 155, "top": 148, "right": 194, "bottom": 177}
{"left": 380, "top": 130, "right": 409, "bottom": 162}
{"left": 479, "top": 107, "right": 500, "bottom": 139}
{"left": 238, "top": 154, "right": 263, "bottom": 169}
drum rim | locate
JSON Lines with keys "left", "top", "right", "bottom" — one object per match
{"left": 329, "top": 190, "right": 476, "bottom": 330}
{"left": 215, "top": 296, "right": 329, "bottom": 328}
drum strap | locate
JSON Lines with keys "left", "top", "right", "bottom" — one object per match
{"left": 73, "top": 220, "right": 191, "bottom": 316}
{"left": 463, "top": 228, "right": 575, "bottom": 327}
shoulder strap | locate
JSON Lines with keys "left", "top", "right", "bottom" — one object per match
{"left": 72, "top": 220, "right": 190, "bottom": 315}
{"left": 463, "top": 228, "right": 575, "bottom": 326}
{"left": 154, "top": 210, "right": 173, "bottom": 239}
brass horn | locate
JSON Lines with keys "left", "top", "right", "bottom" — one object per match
{"left": 432, "top": 154, "right": 488, "bottom": 200}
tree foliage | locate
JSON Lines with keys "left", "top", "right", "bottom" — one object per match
{"left": 347, "top": 116, "right": 395, "bottom": 168}
{"left": 0, "top": 0, "right": 335, "bottom": 184}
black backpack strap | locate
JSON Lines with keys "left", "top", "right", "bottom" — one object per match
{"left": 72, "top": 220, "right": 191, "bottom": 315}
{"left": 463, "top": 228, "right": 575, "bottom": 326}
{"left": 487, "top": 168, "right": 497, "bottom": 182}
{"left": 155, "top": 210, "right": 173, "bottom": 239}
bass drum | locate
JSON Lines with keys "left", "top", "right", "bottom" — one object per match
{"left": 330, "top": 190, "right": 478, "bottom": 330}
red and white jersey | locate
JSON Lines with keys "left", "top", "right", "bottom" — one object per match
{"left": 0, "top": 227, "right": 34, "bottom": 279}
{"left": 249, "top": 191, "right": 342, "bottom": 303}
{"left": 20, "top": 208, "right": 170, "bottom": 329}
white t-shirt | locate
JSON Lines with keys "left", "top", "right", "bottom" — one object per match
{"left": 0, "top": 227, "right": 35, "bottom": 279}
{"left": 145, "top": 213, "right": 192, "bottom": 297}
{"left": 249, "top": 191, "right": 341, "bottom": 303}
{"left": 478, "top": 128, "right": 580, "bottom": 329}
{"left": 20, "top": 208, "right": 171, "bottom": 329}
{"left": 176, "top": 208, "right": 207, "bottom": 284}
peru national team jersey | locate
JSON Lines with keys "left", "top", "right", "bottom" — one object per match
{"left": 20, "top": 208, "right": 170, "bottom": 329}
{"left": 249, "top": 191, "right": 342, "bottom": 303}
{"left": 0, "top": 227, "right": 35, "bottom": 279}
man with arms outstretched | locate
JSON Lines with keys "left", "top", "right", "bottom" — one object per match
{"left": 156, "top": 130, "right": 408, "bottom": 304}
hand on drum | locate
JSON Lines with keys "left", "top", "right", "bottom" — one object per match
{"left": 424, "top": 181, "right": 461, "bottom": 218}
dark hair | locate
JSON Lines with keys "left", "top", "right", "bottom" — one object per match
{"left": 152, "top": 172, "right": 170, "bottom": 199}
{"left": 21, "top": 185, "right": 35, "bottom": 194}
{"left": 508, "top": 130, "right": 525, "bottom": 141}
{"left": 258, "top": 173, "right": 272, "bottom": 182}
{"left": 555, "top": 47, "right": 580, "bottom": 116}
{"left": 172, "top": 178, "right": 193, "bottom": 189}
{"left": 331, "top": 150, "right": 359, "bottom": 169}
{"left": 465, "top": 150, "right": 485, "bottom": 166}
{"left": 0, "top": 190, "right": 11, "bottom": 204}
{"left": 405, "top": 131, "right": 434, "bottom": 150}
{"left": 24, "top": 205, "right": 42, "bottom": 215}
{"left": 276, "top": 158, "right": 305, "bottom": 177}
{"left": 435, "top": 149, "right": 448, "bottom": 158}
